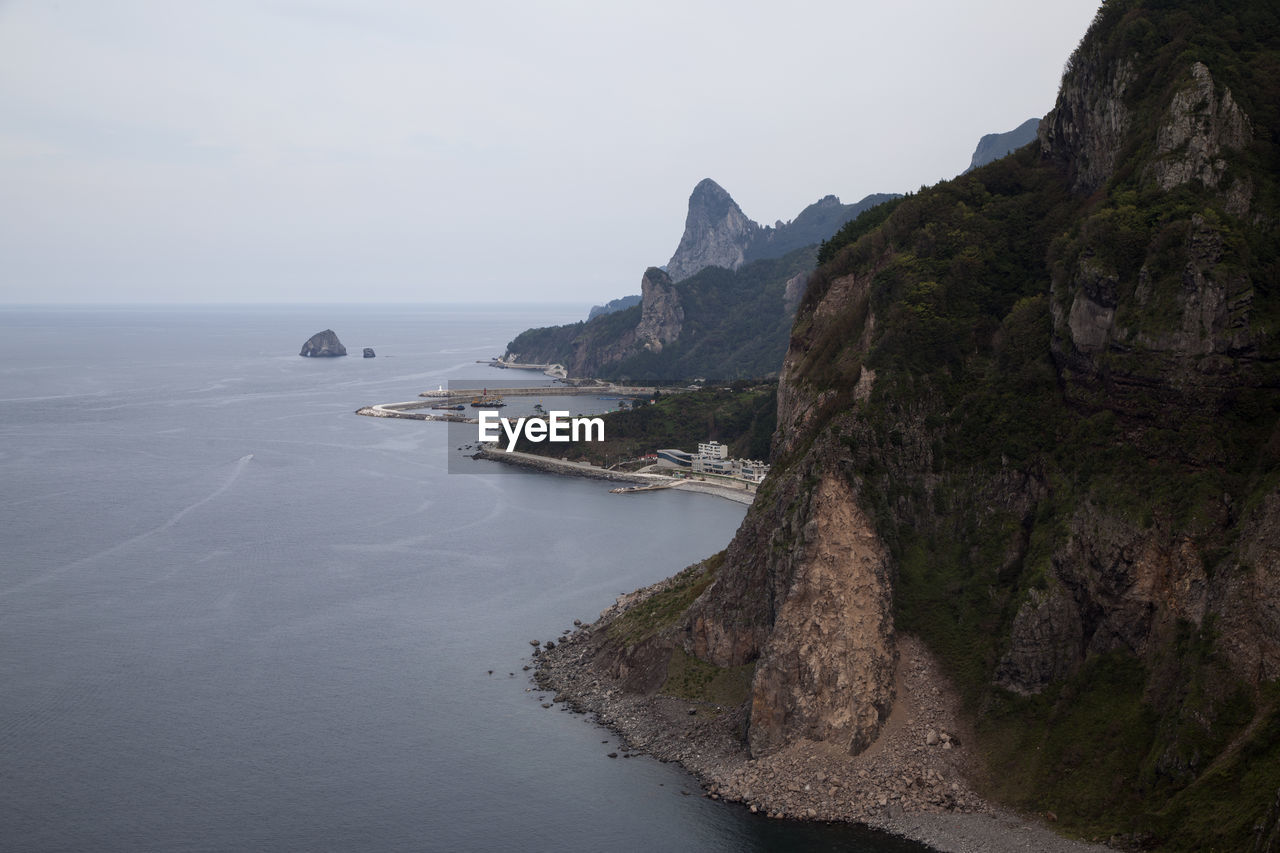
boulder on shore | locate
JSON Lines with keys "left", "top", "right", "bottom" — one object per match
{"left": 363, "top": 348, "right": 376, "bottom": 358}
{"left": 300, "top": 330, "right": 347, "bottom": 357}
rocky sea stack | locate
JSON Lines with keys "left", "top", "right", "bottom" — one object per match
{"left": 299, "top": 329, "right": 347, "bottom": 357}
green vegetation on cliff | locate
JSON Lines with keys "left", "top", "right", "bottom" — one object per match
{"left": 507, "top": 248, "right": 816, "bottom": 381}
{"left": 570, "top": 1, "right": 1280, "bottom": 849}
{"left": 767, "top": 1, "right": 1280, "bottom": 847}
{"left": 537, "top": 3, "right": 1280, "bottom": 848}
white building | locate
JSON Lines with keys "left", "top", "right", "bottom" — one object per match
{"left": 697, "top": 440, "right": 728, "bottom": 460}
{"left": 653, "top": 439, "right": 770, "bottom": 484}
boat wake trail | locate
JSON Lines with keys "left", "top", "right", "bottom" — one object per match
{"left": 0, "top": 454, "right": 254, "bottom": 600}
{"left": 157, "top": 453, "right": 253, "bottom": 531}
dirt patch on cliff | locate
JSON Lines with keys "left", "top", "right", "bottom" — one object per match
{"left": 536, "top": 602, "right": 1107, "bottom": 853}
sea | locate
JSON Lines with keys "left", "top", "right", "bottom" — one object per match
{"left": 0, "top": 305, "right": 927, "bottom": 852}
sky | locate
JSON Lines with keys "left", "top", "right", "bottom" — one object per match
{"left": 0, "top": 0, "right": 1103, "bottom": 306}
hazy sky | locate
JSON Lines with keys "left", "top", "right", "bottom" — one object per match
{"left": 0, "top": 0, "right": 1101, "bottom": 306}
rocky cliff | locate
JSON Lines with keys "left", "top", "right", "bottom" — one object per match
{"left": 575, "top": 2, "right": 1280, "bottom": 848}
{"left": 505, "top": 181, "right": 896, "bottom": 380}
{"left": 634, "top": 267, "right": 684, "bottom": 353}
{"left": 666, "top": 179, "right": 759, "bottom": 282}
{"left": 506, "top": 249, "right": 816, "bottom": 380}
{"left": 666, "top": 178, "right": 897, "bottom": 283}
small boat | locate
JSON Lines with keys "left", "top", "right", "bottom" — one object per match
{"left": 432, "top": 403, "right": 466, "bottom": 410}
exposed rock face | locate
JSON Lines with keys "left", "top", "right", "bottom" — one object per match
{"left": 1218, "top": 490, "right": 1280, "bottom": 683}
{"left": 667, "top": 179, "right": 759, "bottom": 282}
{"left": 551, "top": 4, "right": 1280, "bottom": 846}
{"left": 747, "top": 475, "right": 896, "bottom": 757}
{"left": 1053, "top": 210, "right": 1261, "bottom": 423}
{"left": 993, "top": 585, "right": 1083, "bottom": 694}
{"left": 1148, "top": 62, "right": 1252, "bottom": 192}
{"left": 666, "top": 180, "right": 899, "bottom": 283}
{"left": 1060, "top": 256, "right": 1118, "bottom": 355}
{"left": 1038, "top": 48, "right": 1134, "bottom": 194}
{"left": 965, "top": 118, "right": 1040, "bottom": 173}
{"left": 1045, "top": 58, "right": 1259, "bottom": 426}
{"left": 504, "top": 182, "right": 895, "bottom": 379}
{"left": 782, "top": 271, "right": 808, "bottom": 313}
{"left": 634, "top": 268, "right": 683, "bottom": 353}
{"left": 363, "top": 348, "right": 375, "bottom": 358}
{"left": 299, "top": 329, "right": 347, "bottom": 357}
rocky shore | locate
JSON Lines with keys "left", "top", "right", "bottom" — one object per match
{"left": 533, "top": 581, "right": 1110, "bottom": 853}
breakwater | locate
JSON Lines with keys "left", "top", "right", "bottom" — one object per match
{"left": 474, "top": 448, "right": 653, "bottom": 484}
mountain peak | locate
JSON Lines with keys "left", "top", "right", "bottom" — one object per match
{"left": 666, "top": 179, "right": 758, "bottom": 282}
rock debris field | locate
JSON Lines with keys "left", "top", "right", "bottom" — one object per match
{"left": 531, "top": 597, "right": 1108, "bottom": 853}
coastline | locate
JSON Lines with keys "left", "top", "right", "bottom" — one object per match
{"left": 533, "top": 581, "right": 1110, "bottom": 853}
{"left": 475, "top": 448, "right": 757, "bottom": 505}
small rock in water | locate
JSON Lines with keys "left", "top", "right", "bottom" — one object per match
{"left": 363, "top": 347, "right": 375, "bottom": 358}
{"left": 529, "top": 639, "right": 541, "bottom": 646}
{"left": 607, "top": 752, "right": 618, "bottom": 758}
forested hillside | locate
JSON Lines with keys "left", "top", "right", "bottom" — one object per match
{"left": 572, "top": 1, "right": 1280, "bottom": 848}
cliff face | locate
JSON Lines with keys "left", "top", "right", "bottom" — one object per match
{"left": 1037, "top": 43, "right": 1134, "bottom": 194}
{"left": 505, "top": 181, "right": 897, "bottom": 380}
{"left": 745, "top": 474, "right": 896, "bottom": 757}
{"left": 666, "top": 179, "right": 899, "bottom": 283}
{"left": 634, "top": 267, "right": 683, "bottom": 353}
{"left": 588, "top": 2, "right": 1280, "bottom": 847}
{"left": 666, "top": 179, "right": 759, "bottom": 282}
{"left": 504, "top": 249, "right": 813, "bottom": 380}
{"left": 1148, "top": 62, "right": 1252, "bottom": 195}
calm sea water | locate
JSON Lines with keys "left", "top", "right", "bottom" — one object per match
{"left": 0, "top": 305, "right": 925, "bottom": 852}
